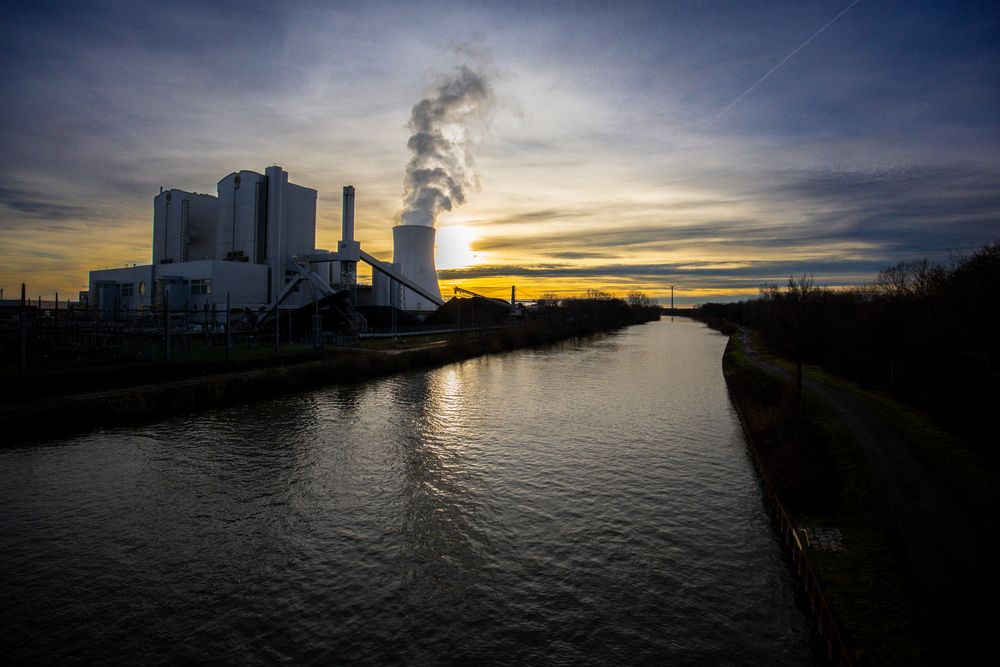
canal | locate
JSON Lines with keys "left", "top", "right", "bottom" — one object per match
{"left": 1, "top": 318, "right": 820, "bottom": 664}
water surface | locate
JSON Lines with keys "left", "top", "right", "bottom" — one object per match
{"left": 1, "top": 318, "right": 818, "bottom": 664}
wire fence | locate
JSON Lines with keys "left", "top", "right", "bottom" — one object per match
{"left": 0, "top": 297, "right": 307, "bottom": 371}
{"left": 0, "top": 296, "right": 528, "bottom": 373}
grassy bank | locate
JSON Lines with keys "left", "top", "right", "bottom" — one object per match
{"left": 1, "top": 312, "right": 658, "bottom": 444}
{"left": 747, "top": 343, "right": 999, "bottom": 517}
{"left": 723, "top": 335, "right": 927, "bottom": 665}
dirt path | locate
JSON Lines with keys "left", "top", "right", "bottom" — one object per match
{"left": 739, "top": 331, "right": 992, "bottom": 661}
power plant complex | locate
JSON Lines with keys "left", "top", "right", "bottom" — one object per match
{"left": 88, "top": 166, "right": 448, "bottom": 325}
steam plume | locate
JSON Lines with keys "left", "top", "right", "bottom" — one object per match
{"left": 401, "top": 65, "right": 494, "bottom": 226}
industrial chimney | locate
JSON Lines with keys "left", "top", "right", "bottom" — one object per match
{"left": 338, "top": 185, "right": 360, "bottom": 292}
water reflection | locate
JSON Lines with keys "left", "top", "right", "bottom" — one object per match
{"left": 389, "top": 366, "right": 499, "bottom": 609}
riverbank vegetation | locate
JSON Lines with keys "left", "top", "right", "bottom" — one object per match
{"left": 697, "top": 241, "right": 999, "bottom": 461}
{"left": 704, "top": 242, "right": 1000, "bottom": 663}
{"left": 694, "top": 242, "right": 1000, "bottom": 522}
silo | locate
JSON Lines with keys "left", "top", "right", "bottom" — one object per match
{"left": 392, "top": 225, "right": 441, "bottom": 311}
{"left": 372, "top": 261, "right": 401, "bottom": 307}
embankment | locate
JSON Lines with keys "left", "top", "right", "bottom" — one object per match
{"left": 2, "top": 312, "right": 658, "bottom": 444}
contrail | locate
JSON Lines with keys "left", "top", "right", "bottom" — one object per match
{"left": 703, "top": 0, "right": 863, "bottom": 129}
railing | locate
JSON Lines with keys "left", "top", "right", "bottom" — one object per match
{"left": 726, "top": 358, "right": 854, "bottom": 666}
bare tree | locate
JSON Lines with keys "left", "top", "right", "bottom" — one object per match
{"left": 584, "top": 288, "right": 613, "bottom": 300}
{"left": 537, "top": 292, "right": 560, "bottom": 307}
{"left": 761, "top": 274, "right": 824, "bottom": 398}
{"left": 627, "top": 290, "right": 653, "bottom": 307}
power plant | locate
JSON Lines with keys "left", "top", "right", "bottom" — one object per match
{"left": 88, "top": 167, "right": 446, "bottom": 327}
{"left": 86, "top": 67, "right": 499, "bottom": 331}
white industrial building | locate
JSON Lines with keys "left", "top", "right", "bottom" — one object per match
{"left": 88, "top": 166, "right": 446, "bottom": 323}
{"left": 215, "top": 166, "right": 317, "bottom": 302}
{"left": 152, "top": 189, "right": 217, "bottom": 265}
{"left": 90, "top": 261, "right": 269, "bottom": 318}
{"left": 91, "top": 165, "right": 318, "bottom": 318}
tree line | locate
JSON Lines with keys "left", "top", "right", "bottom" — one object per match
{"left": 696, "top": 241, "right": 1000, "bottom": 456}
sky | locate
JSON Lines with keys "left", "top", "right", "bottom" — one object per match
{"left": 1, "top": 0, "right": 998, "bottom": 304}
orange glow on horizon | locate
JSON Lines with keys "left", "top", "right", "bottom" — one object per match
{"left": 436, "top": 276, "right": 763, "bottom": 302}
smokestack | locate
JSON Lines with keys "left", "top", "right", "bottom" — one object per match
{"left": 342, "top": 185, "right": 355, "bottom": 242}
{"left": 338, "top": 185, "right": 361, "bottom": 295}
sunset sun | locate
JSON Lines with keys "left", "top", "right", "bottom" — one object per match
{"left": 435, "top": 225, "right": 481, "bottom": 270}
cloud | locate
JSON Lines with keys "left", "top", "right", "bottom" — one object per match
{"left": 547, "top": 251, "right": 615, "bottom": 259}
{"left": 764, "top": 165, "right": 1000, "bottom": 254}
{"left": 1, "top": 2, "right": 997, "bottom": 300}
{"left": 0, "top": 186, "right": 104, "bottom": 225}
{"left": 439, "top": 257, "right": 888, "bottom": 286}
{"left": 469, "top": 164, "right": 1000, "bottom": 264}
{"left": 476, "top": 207, "right": 591, "bottom": 226}
{"left": 472, "top": 219, "right": 797, "bottom": 254}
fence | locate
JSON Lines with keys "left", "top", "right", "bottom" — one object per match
{"left": 0, "top": 299, "right": 291, "bottom": 371}
{"left": 1, "top": 298, "right": 527, "bottom": 372}
{"left": 726, "top": 355, "right": 855, "bottom": 666}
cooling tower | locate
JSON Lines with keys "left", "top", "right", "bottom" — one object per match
{"left": 392, "top": 224, "right": 441, "bottom": 311}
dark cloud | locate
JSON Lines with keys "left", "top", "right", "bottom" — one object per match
{"left": 765, "top": 165, "right": 1000, "bottom": 255}
{"left": 767, "top": 166, "right": 998, "bottom": 208}
{"left": 470, "top": 198, "right": 744, "bottom": 227}
{"left": 472, "top": 219, "right": 787, "bottom": 254}
{"left": 439, "top": 257, "right": 887, "bottom": 288}
{"left": 471, "top": 164, "right": 1000, "bottom": 263}
{"left": 547, "top": 251, "right": 615, "bottom": 259}
{"left": 0, "top": 186, "right": 103, "bottom": 225}
{"left": 481, "top": 208, "right": 589, "bottom": 225}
